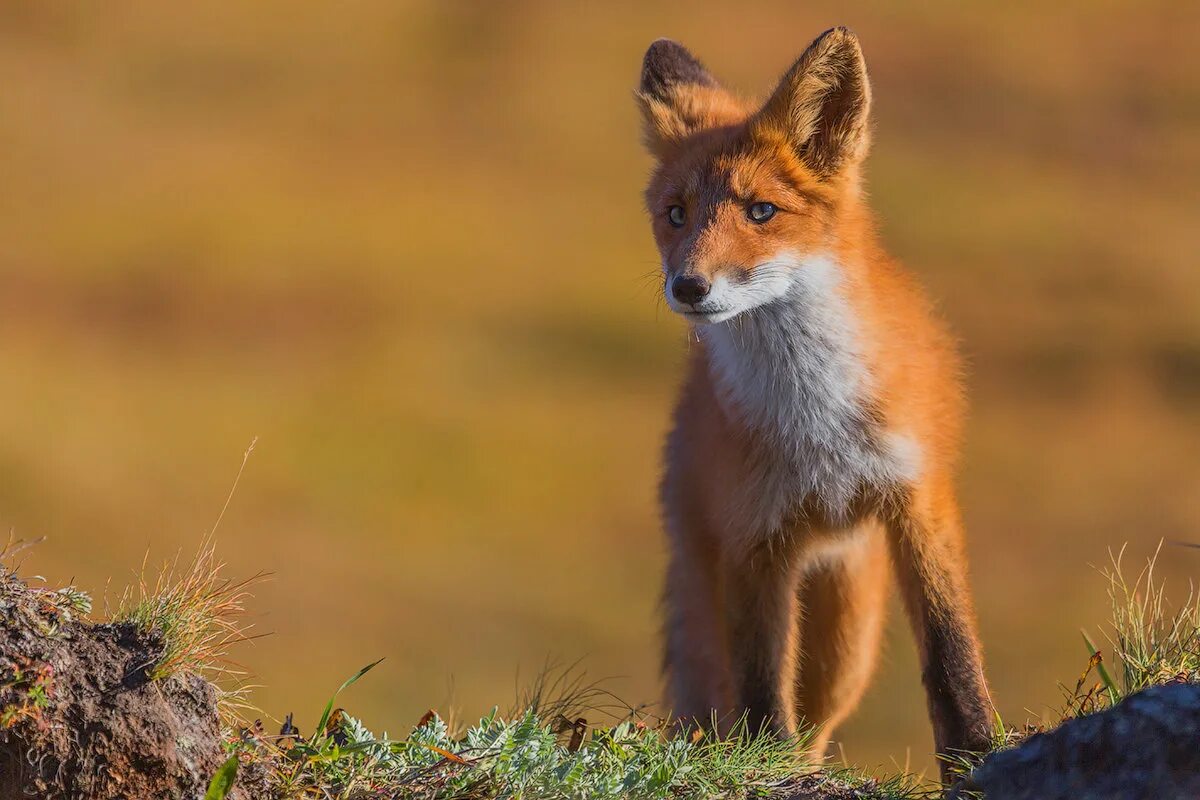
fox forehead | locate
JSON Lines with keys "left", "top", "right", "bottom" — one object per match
{"left": 647, "top": 134, "right": 832, "bottom": 211}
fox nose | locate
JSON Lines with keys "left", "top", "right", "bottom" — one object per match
{"left": 671, "top": 274, "right": 711, "bottom": 305}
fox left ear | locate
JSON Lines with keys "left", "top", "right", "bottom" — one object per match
{"left": 636, "top": 39, "right": 734, "bottom": 157}
{"left": 753, "top": 27, "right": 872, "bottom": 179}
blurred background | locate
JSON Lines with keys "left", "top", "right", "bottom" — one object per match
{"left": 1, "top": 0, "right": 1198, "bottom": 775}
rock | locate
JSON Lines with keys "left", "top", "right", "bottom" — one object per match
{"left": 0, "top": 570, "right": 235, "bottom": 800}
{"left": 953, "top": 682, "right": 1200, "bottom": 800}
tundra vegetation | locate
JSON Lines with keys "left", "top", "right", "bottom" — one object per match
{"left": 3, "top": 537, "right": 1196, "bottom": 799}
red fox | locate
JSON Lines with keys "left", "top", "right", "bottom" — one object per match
{"left": 637, "top": 28, "right": 993, "bottom": 777}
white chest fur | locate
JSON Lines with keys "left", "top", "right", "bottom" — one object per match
{"left": 699, "top": 255, "right": 920, "bottom": 533}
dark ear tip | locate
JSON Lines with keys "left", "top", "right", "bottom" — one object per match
{"left": 640, "top": 38, "right": 715, "bottom": 97}
{"left": 643, "top": 38, "right": 689, "bottom": 69}
{"left": 645, "top": 37, "right": 685, "bottom": 58}
{"left": 818, "top": 25, "right": 857, "bottom": 40}
{"left": 813, "top": 26, "right": 863, "bottom": 53}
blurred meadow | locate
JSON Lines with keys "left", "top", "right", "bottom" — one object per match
{"left": 1, "top": 0, "right": 1198, "bottom": 775}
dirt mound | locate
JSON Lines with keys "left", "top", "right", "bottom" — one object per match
{"left": 0, "top": 569, "right": 233, "bottom": 799}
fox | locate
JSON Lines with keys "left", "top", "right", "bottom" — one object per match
{"left": 636, "top": 28, "right": 993, "bottom": 778}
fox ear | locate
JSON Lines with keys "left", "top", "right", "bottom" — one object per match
{"left": 636, "top": 39, "right": 729, "bottom": 156}
{"left": 753, "top": 27, "right": 871, "bottom": 179}
{"left": 639, "top": 39, "right": 717, "bottom": 101}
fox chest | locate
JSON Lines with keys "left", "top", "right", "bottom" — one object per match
{"left": 700, "top": 282, "right": 920, "bottom": 535}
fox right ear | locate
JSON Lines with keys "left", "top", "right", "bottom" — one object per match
{"left": 636, "top": 40, "right": 730, "bottom": 156}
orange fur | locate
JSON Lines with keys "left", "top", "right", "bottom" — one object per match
{"left": 638, "top": 29, "right": 992, "bottom": 780}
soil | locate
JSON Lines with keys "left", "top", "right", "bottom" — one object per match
{"left": 773, "top": 774, "right": 896, "bottom": 799}
{"left": 0, "top": 568, "right": 236, "bottom": 799}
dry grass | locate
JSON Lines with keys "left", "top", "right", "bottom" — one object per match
{"left": 1057, "top": 541, "right": 1200, "bottom": 720}
{"left": 113, "top": 442, "right": 265, "bottom": 719}
{"left": 114, "top": 536, "right": 262, "bottom": 682}
{"left": 1101, "top": 541, "right": 1200, "bottom": 697}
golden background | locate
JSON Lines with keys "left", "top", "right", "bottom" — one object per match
{"left": 1, "top": 1, "right": 1197, "bottom": 775}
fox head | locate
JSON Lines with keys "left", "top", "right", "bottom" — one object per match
{"left": 637, "top": 28, "right": 872, "bottom": 324}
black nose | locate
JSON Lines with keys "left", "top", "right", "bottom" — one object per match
{"left": 671, "top": 274, "right": 710, "bottom": 305}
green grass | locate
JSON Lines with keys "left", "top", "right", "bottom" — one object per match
{"left": 11, "top": 530, "right": 1192, "bottom": 799}
{"left": 170, "top": 538, "right": 1200, "bottom": 797}
{"left": 203, "top": 635, "right": 926, "bottom": 799}
{"left": 219, "top": 538, "right": 1199, "bottom": 800}
{"left": 225, "top": 701, "right": 927, "bottom": 800}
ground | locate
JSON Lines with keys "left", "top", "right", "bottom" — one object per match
{"left": 2, "top": 542, "right": 1198, "bottom": 798}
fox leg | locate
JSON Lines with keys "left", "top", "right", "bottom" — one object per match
{"left": 721, "top": 542, "right": 802, "bottom": 736}
{"left": 794, "top": 526, "right": 890, "bottom": 762}
{"left": 885, "top": 480, "right": 992, "bottom": 780}
{"left": 662, "top": 517, "right": 733, "bottom": 728}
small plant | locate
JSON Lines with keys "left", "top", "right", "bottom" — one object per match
{"left": 1, "top": 535, "right": 93, "bottom": 638}
{"left": 1051, "top": 541, "right": 1200, "bottom": 723}
{"left": 113, "top": 440, "right": 265, "bottom": 690}
{"left": 1102, "top": 541, "right": 1200, "bottom": 695}
{"left": 0, "top": 656, "right": 54, "bottom": 730}
{"left": 114, "top": 536, "right": 263, "bottom": 683}
{"left": 50, "top": 584, "right": 93, "bottom": 618}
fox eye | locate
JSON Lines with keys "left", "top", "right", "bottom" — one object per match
{"left": 748, "top": 202, "right": 777, "bottom": 223}
{"left": 667, "top": 205, "right": 686, "bottom": 228}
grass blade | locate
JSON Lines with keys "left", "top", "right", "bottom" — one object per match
{"left": 316, "top": 658, "right": 384, "bottom": 736}
{"left": 1082, "top": 630, "right": 1120, "bottom": 705}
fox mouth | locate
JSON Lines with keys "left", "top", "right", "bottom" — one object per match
{"left": 678, "top": 306, "right": 741, "bottom": 324}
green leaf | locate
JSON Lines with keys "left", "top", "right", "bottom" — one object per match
{"left": 203, "top": 755, "right": 239, "bottom": 800}
{"left": 316, "top": 658, "right": 385, "bottom": 737}
{"left": 1082, "top": 630, "right": 1120, "bottom": 705}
